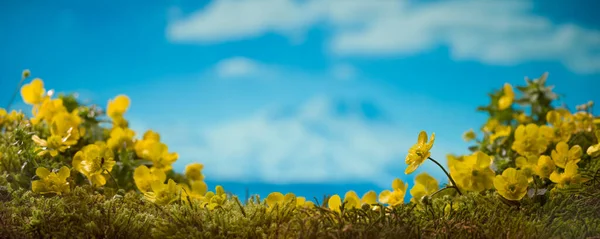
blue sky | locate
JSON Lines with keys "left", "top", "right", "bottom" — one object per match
{"left": 1, "top": 0, "right": 599, "bottom": 202}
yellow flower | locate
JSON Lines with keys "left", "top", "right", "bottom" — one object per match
{"left": 514, "top": 112, "right": 531, "bottom": 124}
{"left": 142, "top": 130, "right": 160, "bottom": 141}
{"left": 511, "top": 124, "right": 552, "bottom": 156}
{"left": 550, "top": 162, "right": 587, "bottom": 188}
{"left": 139, "top": 141, "right": 178, "bottom": 172}
{"left": 144, "top": 179, "right": 181, "bottom": 205}
{"left": 20, "top": 78, "right": 45, "bottom": 105}
{"left": 587, "top": 130, "right": 600, "bottom": 158}
{"left": 515, "top": 155, "right": 538, "bottom": 182}
{"left": 361, "top": 190, "right": 378, "bottom": 208}
{"left": 181, "top": 180, "right": 208, "bottom": 202}
{"left": 31, "top": 166, "right": 70, "bottom": 195}
{"left": 133, "top": 165, "right": 167, "bottom": 193}
{"left": 31, "top": 134, "right": 71, "bottom": 157}
{"left": 410, "top": 173, "right": 439, "bottom": 204}
{"left": 328, "top": 194, "right": 342, "bottom": 212}
{"left": 546, "top": 109, "right": 575, "bottom": 143}
{"left": 493, "top": 168, "right": 528, "bottom": 201}
{"left": 498, "top": 83, "right": 514, "bottom": 110}
{"left": 462, "top": 129, "right": 476, "bottom": 142}
{"left": 107, "top": 95, "right": 130, "bottom": 119}
{"left": 534, "top": 155, "right": 555, "bottom": 179}
{"left": 573, "top": 111, "right": 595, "bottom": 132}
{"left": 0, "top": 108, "right": 7, "bottom": 125}
{"left": 450, "top": 151, "right": 495, "bottom": 192}
{"left": 204, "top": 185, "right": 227, "bottom": 210}
{"left": 551, "top": 141, "right": 582, "bottom": 169}
{"left": 490, "top": 125, "right": 511, "bottom": 143}
{"left": 482, "top": 119, "right": 499, "bottom": 133}
{"left": 31, "top": 98, "right": 67, "bottom": 125}
{"left": 266, "top": 192, "right": 296, "bottom": 209}
{"left": 50, "top": 111, "right": 84, "bottom": 145}
{"left": 107, "top": 127, "right": 135, "bottom": 151}
{"left": 72, "top": 142, "right": 116, "bottom": 186}
{"left": 405, "top": 131, "right": 435, "bottom": 174}
{"left": 379, "top": 178, "right": 408, "bottom": 206}
{"left": 295, "top": 196, "right": 315, "bottom": 208}
{"left": 185, "top": 163, "right": 204, "bottom": 181}
{"left": 342, "top": 191, "right": 362, "bottom": 209}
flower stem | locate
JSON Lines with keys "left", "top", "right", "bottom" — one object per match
{"left": 428, "top": 157, "right": 463, "bottom": 195}
{"left": 5, "top": 76, "right": 26, "bottom": 111}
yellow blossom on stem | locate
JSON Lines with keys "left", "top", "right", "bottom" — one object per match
{"left": 498, "top": 83, "right": 515, "bottom": 110}
{"left": 361, "top": 190, "right": 378, "bottom": 208}
{"left": 573, "top": 111, "right": 595, "bottom": 132}
{"left": 551, "top": 141, "right": 582, "bottom": 169}
{"left": 546, "top": 109, "right": 575, "bottom": 143}
{"left": 342, "top": 191, "right": 362, "bottom": 209}
{"left": 534, "top": 155, "right": 555, "bottom": 179}
{"left": 31, "top": 98, "right": 66, "bottom": 125}
{"left": 144, "top": 179, "right": 181, "bottom": 205}
{"left": 379, "top": 178, "right": 408, "bottom": 207}
{"left": 410, "top": 173, "right": 439, "bottom": 204}
{"left": 181, "top": 180, "right": 208, "bottom": 202}
{"left": 450, "top": 151, "right": 495, "bottom": 192}
{"left": 515, "top": 155, "right": 538, "bottom": 182}
{"left": 133, "top": 165, "right": 167, "bottom": 193}
{"left": 31, "top": 166, "right": 70, "bottom": 195}
{"left": 328, "top": 194, "right": 342, "bottom": 213}
{"left": 185, "top": 163, "right": 204, "bottom": 181}
{"left": 266, "top": 192, "right": 296, "bottom": 210}
{"left": 511, "top": 124, "right": 552, "bottom": 156}
{"left": 463, "top": 129, "right": 476, "bottom": 142}
{"left": 107, "top": 127, "right": 135, "bottom": 151}
{"left": 106, "top": 95, "right": 130, "bottom": 119}
{"left": 31, "top": 134, "right": 71, "bottom": 157}
{"left": 72, "top": 142, "right": 116, "bottom": 186}
{"left": 0, "top": 108, "right": 7, "bottom": 125}
{"left": 405, "top": 131, "right": 435, "bottom": 174}
{"left": 493, "top": 168, "right": 528, "bottom": 201}
{"left": 141, "top": 141, "right": 178, "bottom": 172}
{"left": 586, "top": 130, "right": 600, "bottom": 157}
{"left": 50, "top": 111, "right": 84, "bottom": 145}
{"left": 550, "top": 162, "right": 587, "bottom": 188}
{"left": 204, "top": 185, "right": 227, "bottom": 210}
{"left": 295, "top": 196, "right": 315, "bottom": 208}
{"left": 490, "top": 125, "right": 512, "bottom": 143}
{"left": 20, "top": 78, "right": 45, "bottom": 105}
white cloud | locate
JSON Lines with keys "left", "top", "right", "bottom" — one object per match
{"left": 215, "top": 57, "right": 267, "bottom": 78}
{"left": 164, "top": 96, "right": 450, "bottom": 187}
{"left": 167, "top": 0, "right": 600, "bottom": 74}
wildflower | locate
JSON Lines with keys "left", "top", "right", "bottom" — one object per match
{"left": 31, "top": 166, "right": 70, "bottom": 195}
{"left": 546, "top": 109, "right": 575, "bottom": 142}
{"left": 498, "top": 83, "right": 514, "bottom": 110}
{"left": 493, "top": 168, "right": 528, "bottom": 201}
{"left": 106, "top": 95, "right": 130, "bottom": 119}
{"left": 50, "top": 111, "right": 84, "bottom": 145}
{"left": 490, "top": 125, "right": 511, "bottom": 143}
{"left": 106, "top": 127, "right": 135, "bottom": 151}
{"left": 514, "top": 112, "right": 531, "bottom": 124}
{"left": 20, "top": 78, "right": 45, "bottom": 105}
{"left": 551, "top": 141, "right": 582, "bottom": 169}
{"left": 31, "top": 134, "right": 71, "bottom": 157}
{"left": 463, "top": 129, "right": 476, "bottom": 142}
{"left": 515, "top": 155, "right": 538, "bottom": 182}
{"left": 342, "top": 191, "right": 362, "bottom": 209}
{"left": 410, "top": 173, "right": 439, "bottom": 204}
{"left": 550, "top": 162, "right": 587, "bottom": 188}
{"left": 379, "top": 178, "right": 408, "bottom": 207}
{"left": 266, "top": 192, "right": 296, "bottom": 209}
{"left": 573, "top": 111, "right": 595, "bottom": 132}
{"left": 482, "top": 119, "right": 499, "bottom": 133}
{"left": 138, "top": 140, "right": 178, "bottom": 172}
{"left": 587, "top": 130, "right": 600, "bottom": 157}
{"left": 534, "top": 155, "right": 555, "bottom": 179}
{"left": 295, "top": 196, "right": 315, "bottom": 208}
{"left": 31, "top": 98, "right": 66, "bottom": 125}
{"left": 133, "top": 165, "right": 167, "bottom": 193}
{"left": 185, "top": 163, "right": 204, "bottom": 181}
{"left": 361, "top": 190, "right": 378, "bottom": 208}
{"left": 144, "top": 179, "right": 181, "bottom": 205}
{"left": 181, "top": 180, "right": 208, "bottom": 201}
{"left": 328, "top": 194, "right": 343, "bottom": 213}
{"left": 405, "top": 131, "right": 435, "bottom": 174}
{"left": 511, "top": 124, "right": 552, "bottom": 156}
{"left": 204, "top": 185, "right": 227, "bottom": 210}
{"left": 0, "top": 108, "right": 7, "bottom": 125}
{"left": 72, "top": 142, "right": 116, "bottom": 186}
{"left": 22, "top": 69, "right": 31, "bottom": 78}
{"left": 450, "top": 151, "right": 495, "bottom": 192}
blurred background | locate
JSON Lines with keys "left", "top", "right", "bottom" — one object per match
{"left": 1, "top": 0, "right": 598, "bottom": 201}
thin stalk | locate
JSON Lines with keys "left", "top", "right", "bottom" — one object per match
{"left": 5, "top": 76, "right": 27, "bottom": 111}
{"left": 428, "top": 157, "right": 463, "bottom": 195}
